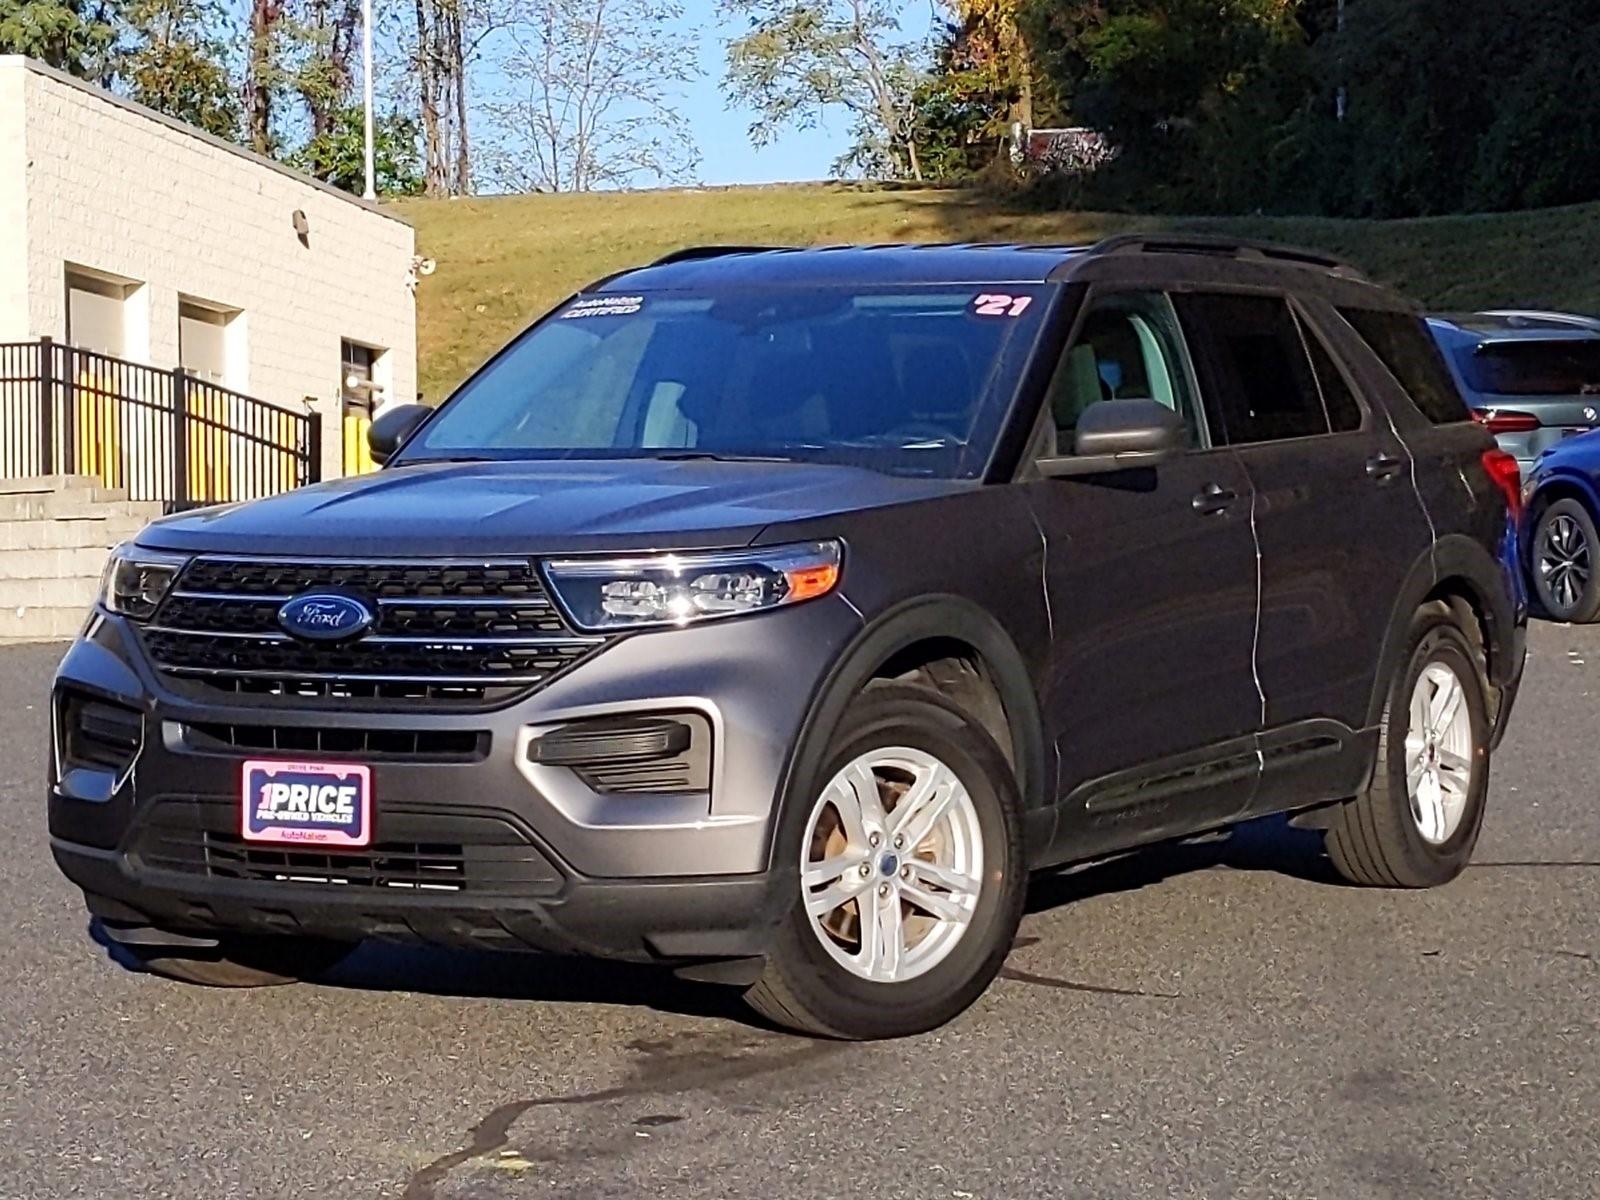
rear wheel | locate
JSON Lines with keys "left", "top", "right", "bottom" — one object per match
{"left": 745, "top": 685, "right": 1025, "bottom": 1039}
{"left": 1326, "top": 604, "right": 1490, "bottom": 888}
{"left": 97, "top": 921, "right": 355, "bottom": 987}
{"left": 1531, "top": 498, "right": 1600, "bottom": 623}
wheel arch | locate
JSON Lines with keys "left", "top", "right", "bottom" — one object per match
{"left": 767, "top": 595, "right": 1049, "bottom": 869}
{"left": 1527, "top": 470, "right": 1600, "bottom": 526}
{"left": 1366, "top": 536, "right": 1521, "bottom": 729}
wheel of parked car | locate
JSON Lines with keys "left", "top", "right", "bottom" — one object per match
{"left": 1530, "top": 498, "right": 1600, "bottom": 624}
{"left": 744, "top": 684, "right": 1026, "bottom": 1039}
{"left": 1325, "top": 602, "right": 1491, "bottom": 888}
{"left": 97, "top": 920, "right": 356, "bottom": 987}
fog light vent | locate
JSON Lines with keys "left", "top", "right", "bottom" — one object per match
{"left": 527, "top": 714, "right": 711, "bottom": 793}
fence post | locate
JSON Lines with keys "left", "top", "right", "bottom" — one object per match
{"left": 59, "top": 342, "right": 78, "bottom": 477}
{"left": 171, "top": 366, "right": 189, "bottom": 508}
{"left": 36, "top": 337, "right": 55, "bottom": 475}
{"left": 305, "top": 405, "right": 324, "bottom": 485}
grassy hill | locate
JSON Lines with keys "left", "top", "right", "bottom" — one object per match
{"left": 396, "top": 186, "right": 1600, "bottom": 402}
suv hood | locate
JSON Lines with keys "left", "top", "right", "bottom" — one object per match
{"left": 138, "top": 459, "right": 973, "bottom": 556}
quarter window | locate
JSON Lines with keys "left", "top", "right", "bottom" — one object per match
{"left": 1340, "top": 307, "right": 1470, "bottom": 424}
{"left": 1176, "top": 293, "right": 1330, "bottom": 445}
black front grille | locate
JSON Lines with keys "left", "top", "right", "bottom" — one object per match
{"left": 203, "top": 834, "right": 472, "bottom": 891}
{"left": 183, "top": 721, "right": 488, "bottom": 761}
{"left": 143, "top": 557, "right": 604, "bottom": 707}
{"left": 133, "top": 798, "right": 564, "bottom": 895}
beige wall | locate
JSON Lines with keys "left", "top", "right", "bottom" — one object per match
{"left": 0, "top": 66, "right": 29, "bottom": 336}
{"left": 0, "top": 57, "right": 416, "bottom": 478}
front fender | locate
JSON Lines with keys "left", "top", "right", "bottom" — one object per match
{"left": 764, "top": 594, "right": 1051, "bottom": 871}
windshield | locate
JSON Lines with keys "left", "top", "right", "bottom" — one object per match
{"left": 1458, "top": 339, "right": 1600, "bottom": 396}
{"left": 401, "top": 286, "right": 1053, "bottom": 478}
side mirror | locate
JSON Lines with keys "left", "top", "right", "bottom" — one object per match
{"left": 1037, "top": 399, "right": 1186, "bottom": 478}
{"left": 367, "top": 403, "right": 432, "bottom": 465}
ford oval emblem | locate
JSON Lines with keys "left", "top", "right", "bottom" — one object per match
{"left": 277, "top": 593, "right": 375, "bottom": 642}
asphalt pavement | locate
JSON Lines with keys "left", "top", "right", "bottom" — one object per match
{"left": 3, "top": 622, "right": 1597, "bottom": 1199}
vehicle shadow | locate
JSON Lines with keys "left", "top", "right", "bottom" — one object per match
{"left": 313, "top": 816, "right": 1337, "bottom": 1021}
{"left": 1025, "top": 813, "right": 1341, "bottom": 915}
{"left": 91, "top": 815, "right": 1338, "bottom": 1026}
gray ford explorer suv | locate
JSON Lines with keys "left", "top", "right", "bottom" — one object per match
{"left": 51, "top": 238, "right": 1527, "bottom": 1039}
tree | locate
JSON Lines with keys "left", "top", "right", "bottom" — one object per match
{"left": 722, "top": 0, "right": 930, "bottom": 180}
{"left": 481, "top": 0, "right": 699, "bottom": 192}
{"left": 408, "top": 0, "right": 488, "bottom": 195}
{"left": 122, "top": 0, "right": 239, "bottom": 139}
{"left": 246, "top": 0, "right": 285, "bottom": 153}
{"left": 0, "top": 0, "right": 121, "bottom": 79}
{"left": 292, "top": 0, "right": 362, "bottom": 139}
{"left": 291, "top": 104, "right": 424, "bottom": 193}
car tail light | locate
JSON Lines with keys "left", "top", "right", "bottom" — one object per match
{"left": 1473, "top": 408, "right": 1541, "bottom": 435}
{"left": 1481, "top": 448, "right": 1523, "bottom": 519}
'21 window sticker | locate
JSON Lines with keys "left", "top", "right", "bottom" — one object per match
{"left": 971, "top": 293, "right": 1035, "bottom": 317}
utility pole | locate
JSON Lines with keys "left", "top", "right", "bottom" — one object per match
{"left": 362, "top": 0, "right": 377, "bottom": 200}
{"left": 1335, "top": 0, "right": 1348, "bottom": 122}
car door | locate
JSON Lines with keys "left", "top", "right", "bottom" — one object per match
{"left": 1023, "top": 289, "right": 1264, "bottom": 861}
{"left": 1174, "top": 291, "right": 1435, "bottom": 812}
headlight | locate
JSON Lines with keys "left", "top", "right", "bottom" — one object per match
{"left": 99, "top": 544, "right": 188, "bottom": 619}
{"left": 544, "top": 540, "right": 842, "bottom": 631}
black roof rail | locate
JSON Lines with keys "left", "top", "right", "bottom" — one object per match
{"left": 1081, "top": 232, "right": 1364, "bottom": 277}
{"left": 649, "top": 245, "right": 793, "bottom": 267}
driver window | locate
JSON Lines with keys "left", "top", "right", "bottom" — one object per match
{"left": 1048, "top": 293, "right": 1203, "bottom": 449}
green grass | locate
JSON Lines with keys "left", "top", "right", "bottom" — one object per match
{"left": 395, "top": 185, "right": 1600, "bottom": 402}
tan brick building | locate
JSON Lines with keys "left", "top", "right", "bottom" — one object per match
{"left": 0, "top": 56, "right": 417, "bottom": 481}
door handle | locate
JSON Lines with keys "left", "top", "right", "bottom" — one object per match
{"left": 1366, "top": 453, "right": 1404, "bottom": 481}
{"left": 1192, "top": 482, "right": 1238, "bottom": 515}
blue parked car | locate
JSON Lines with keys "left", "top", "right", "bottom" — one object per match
{"left": 1428, "top": 310, "right": 1600, "bottom": 472}
{"left": 1522, "top": 429, "right": 1600, "bottom": 622}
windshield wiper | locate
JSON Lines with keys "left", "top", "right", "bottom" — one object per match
{"left": 649, "top": 451, "right": 800, "bottom": 463}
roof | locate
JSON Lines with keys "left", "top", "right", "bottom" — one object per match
{"left": 1, "top": 56, "right": 410, "bottom": 228}
{"left": 592, "top": 235, "right": 1367, "bottom": 293}
{"left": 597, "top": 244, "right": 1096, "bottom": 291}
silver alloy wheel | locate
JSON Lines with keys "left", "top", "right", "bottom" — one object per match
{"left": 800, "top": 746, "right": 984, "bottom": 984}
{"left": 1538, "top": 512, "right": 1592, "bottom": 614}
{"left": 1404, "top": 662, "right": 1475, "bottom": 845}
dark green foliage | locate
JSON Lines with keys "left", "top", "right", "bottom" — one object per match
{"left": 290, "top": 106, "right": 424, "bottom": 196}
{"left": 0, "top": 0, "right": 121, "bottom": 78}
{"left": 123, "top": 0, "right": 239, "bottom": 139}
{"left": 947, "top": 0, "right": 1600, "bottom": 216}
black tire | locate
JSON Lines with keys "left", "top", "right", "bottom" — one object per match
{"left": 1530, "top": 498, "right": 1600, "bottom": 623}
{"left": 744, "top": 684, "right": 1026, "bottom": 1039}
{"left": 1325, "top": 603, "right": 1491, "bottom": 888}
{"left": 97, "top": 920, "right": 355, "bottom": 987}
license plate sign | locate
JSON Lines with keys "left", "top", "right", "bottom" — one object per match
{"left": 241, "top": 759, "right": 371, "bottom": 848}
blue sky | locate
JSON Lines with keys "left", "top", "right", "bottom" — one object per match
{"left": 488, "top": 0, "right": 939, "bottom": 187}
{"left": 669, "top": 0, "right": 859, "bottom": 184}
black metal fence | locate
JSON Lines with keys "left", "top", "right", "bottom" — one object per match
{"left": 0, "top": 339, "right": 321, "bottom": 509}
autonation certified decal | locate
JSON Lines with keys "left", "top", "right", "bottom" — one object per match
{"left": 559, "top": 295, "right": 645, "bottom": 318}
{"left": 241, "top": 760, "right": 372, "bottom": 847}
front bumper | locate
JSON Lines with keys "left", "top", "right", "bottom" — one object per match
{"left": 49, "top": 598, "right": 863, "bottom": 961}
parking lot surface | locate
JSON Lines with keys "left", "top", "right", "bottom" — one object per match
{"left": 3, "top": 622, "right": 1598, "bottom": 1199}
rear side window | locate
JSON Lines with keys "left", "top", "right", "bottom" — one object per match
{"left": 1175, "top": 293, "right": 1331, "bottom": 444}
{"left": 1340, "top": 308, "right": 1470, "bottom": 423}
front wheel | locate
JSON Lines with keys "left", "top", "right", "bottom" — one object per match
{"left": 1325, "top": 603, "right": 1491, "bottom": 888}
{"left": 745, "top": 685, "right": 1025, "bottom": 1039}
